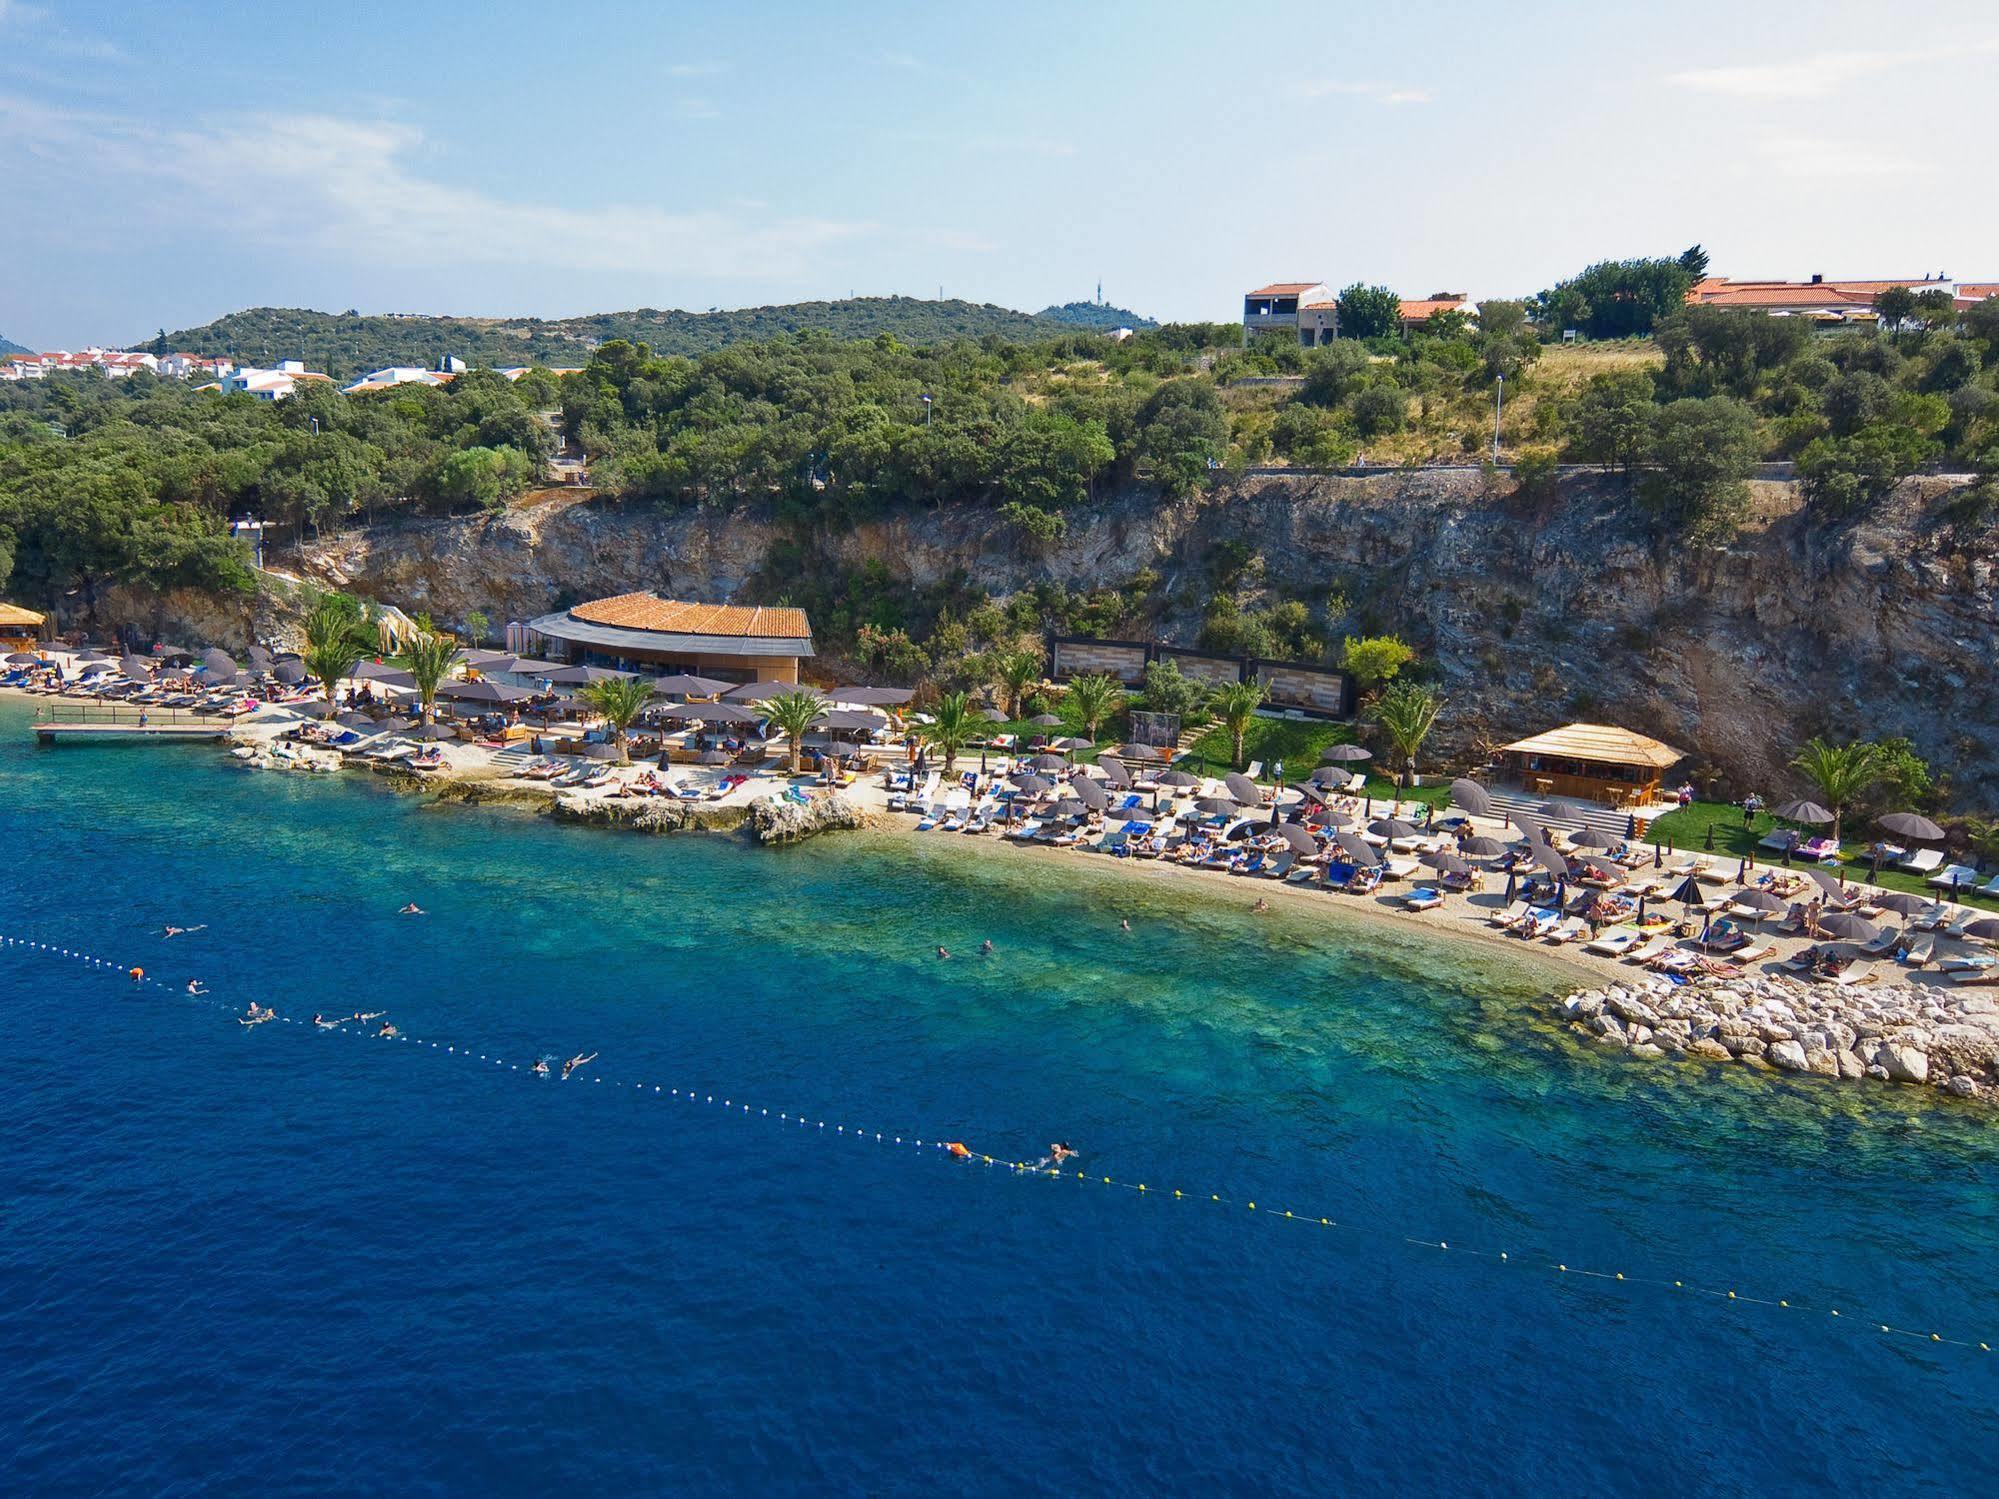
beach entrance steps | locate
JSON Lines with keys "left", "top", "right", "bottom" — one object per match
{"left": 1480, "top": 787, "right": 1649, "bottom": 846}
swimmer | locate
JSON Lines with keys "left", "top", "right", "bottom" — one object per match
{"left": 128, "top": 967, "right": 145, "bottom": 982}
{"left": 533, "top": 1057, "right": 550, "bottom": 1077}
{"left": 356, "top": 1011, "right": 386, "bottom": 1022}
{"left": 1251, "top": 897, "right": 1269, "bottom": 914}
{"left": 377, "top": 1022, "right": 398, "bottom": 1038}
{"left": 561, "top": 1051, "right": 597, "bottom": 1080}
{"left": 164, "top": 925, "right": 184, "bottom": 939}
{"left": 239, "top": 1008, "right": 272, "bottom": 1028}
{"left": 936, "top": 946, "right": 951, "bottom": 960}
{"left": 398, "top": 903, "right": 423, "bottom": 916}
{"left": 980, "top": 939, "right": 994, "bottom": 955}
{"left": 1049, "top": 1142, "right": 1078, "bottom": 1164}
{"left": 187, "top": 979, "right": 208, "bottom": 996}
{"left": 1120, "top": 918, "right": 1130, "bottom": 932}
{"left": 313, "top": 1014, "right": 340, "bottom": 1030}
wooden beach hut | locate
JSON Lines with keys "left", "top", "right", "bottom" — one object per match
{"left": 1496, "top": 722, "right": 1685, "bottom": 808}
{"left": 0, "top": 602, "right": 46, "bottom": 655}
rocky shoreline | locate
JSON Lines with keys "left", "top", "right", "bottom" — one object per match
{"left": 1558, "top": 971, "right": 1999, "bottom": 1103}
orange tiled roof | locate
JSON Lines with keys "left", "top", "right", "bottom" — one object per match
{"left": 1246, "top": 282, "right": 1320, "bottom": 297}
{"left": 1399, "top": 296, "right": 1469, "bottom": 321}
{"left": 569, "top": 592, "right": 812, "bottom": 639}
{"left": 1959, "top": 283, "right": 1999, "bottom": 300}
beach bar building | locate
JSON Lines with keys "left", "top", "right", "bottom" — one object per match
{"left": 0, "top": 602, "right": 47, "bottom": 654}
{"left": 524, "top": 593, "right": 814, "bottom": 685}
{"left": 1496, "top": 722, "right": 1685, "bottom": 808}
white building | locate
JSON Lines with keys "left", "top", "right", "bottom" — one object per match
{"left": 222, "top": 360, "right": 333, "bottom": 401}
{"left": 1242, "top": 282, "right": 1336, "bottom": 345}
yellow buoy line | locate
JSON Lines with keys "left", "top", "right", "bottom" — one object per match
{"left": 3, "top": 930, "right": 1990, "bottom": 1357}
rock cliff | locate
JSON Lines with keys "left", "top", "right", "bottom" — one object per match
{"left": 192, "top": 472, "right": 1999, "bottom": 798}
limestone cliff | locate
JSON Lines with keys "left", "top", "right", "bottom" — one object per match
{"left": 133, "top": 473, "right": 1999, "bottom": 799}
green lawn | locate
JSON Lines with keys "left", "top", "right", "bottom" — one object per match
{"left": 1182, "top": 714, "right": 1350, "bottom": 778}
{"left": 1648, "top": 801, "right": 1999, "bottom": 911}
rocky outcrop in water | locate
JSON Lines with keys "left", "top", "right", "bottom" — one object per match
{"left": 747, "top": 790, "right": 869, "bottom": 845}
{"left": 1558, "top": 972, "right": 1999, "bottom": 1103}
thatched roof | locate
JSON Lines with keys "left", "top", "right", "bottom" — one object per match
{"left": 0, "top": 603, "right": 46, "bottom": 627}
{"left": 1499, "top": 722, "right": 1685, "bottom": 769}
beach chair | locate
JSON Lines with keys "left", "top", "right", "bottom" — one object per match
{"left": 1936, "top": 952, "right": 1999, "bottom": 974}
{"left": 1623, "top": 936, "right": 1671, "bottom": 963}
{"left": 1263, "top": 850, "right": 1296, "bottom": 880}
{"left": 1489, "top": 899, "right": 1531, "bottom": 928}
{"left": 1898, "top": 933, "right": 1935, "bottom": 967}
{"left": 1979, "top": 874, "right": 1999, "bottom": 898}
{"left": 1403, "top": 888, "right": 1444, "bottom": 912}
{"left": 1900, "top": 848, "right": 1945, "bottom": 874}
{"left": 1857, "top": 926, "right": 1901, "bottom": 957}
{"left": 1243, "top": 761, "right": 1263, "bottom": 780}
{"left": 1949, "top": 968, "right": 1999, "bottom": 986}
{"left": 1545, "top": 917, "right": 1591, "bottom": 944}
{"left": 1583, "top": 927, "right": 1640, "bottom": 957}
{"left": 1928, "top": 864, "right": 1981, "bottom": 890}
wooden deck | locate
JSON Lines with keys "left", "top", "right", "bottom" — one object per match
{"left": 32, "top": 708, "right": 233, "bottom": 743}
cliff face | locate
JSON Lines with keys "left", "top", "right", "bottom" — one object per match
{"left": 272, "top": 474, "right": 1996, "bottom": 798}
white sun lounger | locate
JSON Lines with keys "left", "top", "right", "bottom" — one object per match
{"left": 1584, "top": 926, "right": 1642, "bottom": 956}
{"left": 1928, "top": 864, "right": 1981, "bottom": 889}
{"left": 1900, "top": 848, "right": 1945, "bottom": 874}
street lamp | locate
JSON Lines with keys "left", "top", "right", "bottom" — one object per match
{"left": 920, "top": 394, "right": 932, "bottom": 427}
{"left": 1492, "top": 374, "right": 1504, "bottom": 463}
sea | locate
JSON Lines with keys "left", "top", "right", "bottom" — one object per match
{"left": 1, "top": 697, "right": 1995, "bottom": 1496}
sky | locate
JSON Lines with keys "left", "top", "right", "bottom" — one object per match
{"left": 2, "top": 0, "right": 1996, "bottom": 347}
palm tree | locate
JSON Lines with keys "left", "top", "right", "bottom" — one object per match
{"left": 403, "top": 629, "right": 457, "bottom": 728}
{"left": 578, "top": 675, "right": 654, "bottom": 765}
{"left": 994, "top": 647, "right": 1042, "bottom": 720}
{"left": 1789, "top": 737, "right": 1882, "bottom": 847}
{"left": 923, "top": 690, "right": 977, "bottom": 774}
{"left": 763, "top": 689, "right": 824, "bottom": 776}
{"left": 1063, "top": 673, "right": 1124, "bottom": 742}
{"left": 300, "top": 598, "right": 374, "bottom": 712}
{"left": 1373, "top": 681, "right": 1442, "bottom": 788}
{"left": 1209, "top": 678, "right": 1265, "bottom": 769}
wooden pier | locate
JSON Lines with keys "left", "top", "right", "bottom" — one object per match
{"left": 32, "top": 705, "right": 233, "bottom": 744}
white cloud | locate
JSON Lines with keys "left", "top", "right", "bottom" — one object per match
{"left": 1298, "top": 80, "right": 1431, "bottom": 105}
{"left": 0, "top": 98, "right": 875, "bottom": 280}
{"left": 1668, "top": 39, "right": 1998, "bottom": 99}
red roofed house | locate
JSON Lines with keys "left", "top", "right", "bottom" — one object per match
{"left": 1243, "top": 281, "right": 1334, "bottom": 345}
{"left": 1397, "top": 292, "right": 1477, "bottom": 332}
{"left": 1687, "top": 273, "right": 1994, "bottom": 321}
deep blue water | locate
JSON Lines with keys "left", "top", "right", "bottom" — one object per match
{"left": 2, "top": 698, "right": 1996, "bottom": 1496}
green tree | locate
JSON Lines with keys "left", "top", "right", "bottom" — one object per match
{"left": 403, "top": 627, "right": 458, "bottom": 728}
{"left": 993, "top": 647, "right": 1043, "bottom": 719}
{"left": 1334, "top": 285, "right": 1404, "bottom": 341}
{"left": 578, "top": 675, "right": 655, "bottom": 765}
{"left": 1789, "top": 737, "right": 1882, "bottom": 846}
{"left": 463, "top": 609, "right": 490, "bottom": 645}
{"left": 1535, "top": 256, "right": 1695, "bottom": 339}
{"left": 1797, "top": 423, "right": 1935, "bottom": 516}
{"left": 1350, "top": 385, "right": 1407, "bottom": 437}
{"left": 762, "top": 689, "right": 825, "bottom": 775}
{"left": 1063, "top": 673, "right": 1125, "bottom": 740}
{"left": 1372, "top": 680, "right": 1442, "bottom": 787}
{"left": 300, "top": 596, "right": 375, "bottom": 710}
{"left": 1643, "top": 396, "right": 1759, "bottom": 543}
{"left": 1340, "top": 635, "right": 1414, "bottom": 699}
{"left": 1209, "top": 678, "right": 1265, "bottom": 768}
{"left": 1567, "top": 371, "right": 1657, "bottom": 472}
{"left": 922, "top": 690, "right": 977, "bottom": 773}
{"left": 1873, "top": 285, "right": 1917, "bottom": 343}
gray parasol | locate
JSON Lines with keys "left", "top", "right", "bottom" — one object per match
{"left": 1448, "top": 777, "right": 1493, "bottom": 817}
{"left": 1224, "top": 772, "right": 1264, "bottom": 805}
{"left": 1878, "top": 811, "right": 1945, "bottom": 842}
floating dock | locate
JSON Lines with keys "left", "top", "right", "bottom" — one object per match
{"left": 33, "top": 719, "right": 230, "bottom": 744}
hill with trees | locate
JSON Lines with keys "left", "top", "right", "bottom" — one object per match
{"left": 0, "top": 333, "right": 28, "bottom": 356}
{"left": 144, "top": 296, "right": 1156, "bottom": 378}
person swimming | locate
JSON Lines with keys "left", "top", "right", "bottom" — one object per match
{"left": 377, "top": 1022, "right": 398, "bottom": 1038}
{"left": 186, "top": 979, "right": 208, "bottom": 995}
{"left": 561, "top": 1051, "right": 597, "bottom": 1080}
{"left": 398, "top": 903, "right": 423, "bottom": 916}
{"left": 313, "top": 1014, "right": 340, "bottom": 1030}
{"left": 355, "top": 1011, "right": 386, "bottom": 1022}
{"left": 128, "top": 966, "right": 144, "bottom": 982}
{"left": 1251, "top": 897, "right": 1269, "bottom": 913}
{"left": 532, "top": 1057, "right": 550, "bottom": 1077}
{"left": 980, "top": 939, "right": 994, "bottom": 955}
{"left": 1120, "top": 918, "right": 1130, "bottom": 932}
{"left": 1049, "top": 1142, "right": 1077, "bottom": 1164}
{"left": 936, "top": 946, "right": 951, "bottom": 959}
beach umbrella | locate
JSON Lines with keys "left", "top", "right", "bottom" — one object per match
{"left": 830, "top": 685, "right": 915, "bottom": 707}
{"left": 1570, "top": 826, "right": 1620, "bottom": 850}
{"left": 1668, "top": 875, "right": 1706, "bottom": 910}
{"left": 1702, "top": 823, "right": 1716, "bottom": 851}
{"left": 1029, "top": 753, "right": 1068, "bottom": 771}
{"left": 438, "top": 678, "right": 536, "bottom": 704}
{"left": 154, "top": 644, "right": 196, "bottom": 663}
{"left": 1099, "top": 757, "right": 1131, "bottom": 787}
{"left": 1529, "top": 843, "right": 1571, "bottom": 879}
{"left": 194, "top": 647, "right": 236, "bottom": 680}
{"left": 335, "top": 711, "right": 375, "bottom": 729}
{"left": 1774, "top": 799, "right": 1834, "bottom": 824}
{"left": 696, "top": 749, "right": 731, "bottom": 765}
{"left": 1194, "top": 797, "right": 1238, "bottom": 817}
{"left": 1730, "top": 889, "right": 1785, "bottom": 929}
{"left": 1224, "top": 772, "right": 1264, "bottom": 805}
{"left": 1504, "top": 869, "right": 1518, "bottom": 902}
{"left": 1335, "top": 830, "right": 1381, "bottom": 867}
{"left": 288, "top": 698, "right": 337, "bottom": 718}
{"left": 78, "top": 661, "right": 117, "bottom": 676}
{"left": 658, "top": 700, "right": 761, "bottom": 725}
{"left": 1371, "top": 817, "right": 1420, "bottom": 840}
{"left": 651, "top": 673, "right": 734, "bottom": 699}
{"left": 979, "top": 708, "right": 1008, "bottom": 722}
{"left": 1310, "top": 767, "right": 1352, "bottom": 789}
{"left": 273, "top": 661, "right": 307, "bottom": 685}
{"left": 1274, "top": 823, "right": 1319, "bottom": 855}
{"left": 729, "top": 680, "right": 823, "bottom": 702}
{"left": 1577, "top": 855, "right": 1625, "bottom": 882}
{"left": 580, "top": 742, "right": 622, "bottom": 761}
{"left": 1461, "top": 835, "right": 1507, "bottom": 858}
{"left": 1872, "top": 891, "right": 1930, "bottom": 916}
{"left": 1803, "top": 867, "right": 1849, "bottom": 900}
{"left": 544, "top": 665, "right": 635, "bottom": 685}
{"left": 1448, "top": 778, "right": 1492, "bottom": 817}
{"left": 1030, "top": 713, "right": 1064, "bottom": 727}
{"left": 1009, "top": 773, "right": 1053, "bottom": 795}
{"left": 1321, "top": 744, "right": 1372, "bottom": 764}
{"left": 412, "top": 723, "right": 457, "bottom": 741}
{"left": 76, "top": 648, "right": 112, "bottom": 663}
{"left": 1422, "top": 849, "right": 1470, "bottom": 875}
{"left": 1114, "top": 743, "right": 1169, "bottom": 763}
{"left": 1878, "top": 811, "right": 1945, "bottom": 842}
{"left": 1816, "top": 911, "right": 1879, "bottom": 942}
{"left": 1653, "top": 843, "right": 1663, "bottom": 868}
{"left": 4, "top": 651, "right": 43, "bottom": 665}
{"left": 120, "top": 653, "right": 154, "bottom": 679}
{"left": 1158, "top": 770, "right": 1201, "bottom": 788}
{"left": 1071, "top": 778, "right": 1108, "bottom": 811}
{"left": 1051, "top": 737, "right": 1093, "bottom": 752}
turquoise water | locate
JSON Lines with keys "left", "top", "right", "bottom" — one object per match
{"left": 1, "top": 695, "right": 1996, "bottom": 1495}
